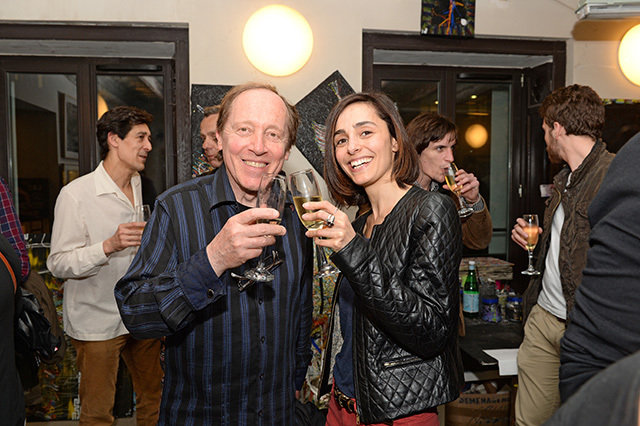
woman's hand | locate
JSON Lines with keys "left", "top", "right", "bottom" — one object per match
{"left": 302, "top": 200, "right": 356, "bottom": 253}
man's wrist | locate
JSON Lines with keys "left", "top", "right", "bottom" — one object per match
{"left": 462, "top": 196, "right": 484, "bottom": 212}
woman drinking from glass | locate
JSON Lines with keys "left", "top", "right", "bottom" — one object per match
{"left": 302, "top": 92, "right": 464, "bottom": 425}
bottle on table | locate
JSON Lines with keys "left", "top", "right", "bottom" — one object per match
{"left": 463, "top": 260, "right": 480, "bottom": 318}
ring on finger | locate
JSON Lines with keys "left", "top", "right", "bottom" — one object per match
{"left": 325, "top": 213, "right": 336, "bottom": 228}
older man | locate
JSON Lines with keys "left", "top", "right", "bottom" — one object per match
{"left": 115, "top": 82, "right": 313, "bottom": 425}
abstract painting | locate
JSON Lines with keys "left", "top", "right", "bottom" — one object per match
{"left": 294, "top": 70, "right": 354, "bottom": 177}
{"left": 421, "top": 0, "right": 475, "bottom": 37}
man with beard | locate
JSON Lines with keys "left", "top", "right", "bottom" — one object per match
{"left": 510, "top": 85, "right": 614, "bottom": 426}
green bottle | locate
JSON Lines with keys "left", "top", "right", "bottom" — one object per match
{"left": 463, "top": 261, "right": 479, "bottom": 318}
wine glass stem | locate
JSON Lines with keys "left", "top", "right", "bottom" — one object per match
{"left": 316, "top": 244, "right": 329, "bottom": 269}
{"left": 528, "top": 249, "right": 534, "bottom": 269}
{"left": 256, "top": 247, "right": 267, "bottom": 270}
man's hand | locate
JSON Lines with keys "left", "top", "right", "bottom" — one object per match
{"left": 206, "top": 208, "right": 286, "bottom": 276}
{"left": 444, "top": 168, "right": 481, "bottom": 204}
{"left": 103, "top": 222, "right": 146, "bottom": 256}
{"left": 511, "top": 217, "right": 542, "bottom": 251}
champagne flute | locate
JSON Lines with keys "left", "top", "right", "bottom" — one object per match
{"left": 289, "top": 169, "right": 339, "bottom": 278}
{"left": 521, "top": 214, "right": 541, "bottom": 275}
{"left": 444, "top": 163, "right": 474, "bottom": 218}
{"left": 241, "top": 173, "right": 287, "bottom": 284}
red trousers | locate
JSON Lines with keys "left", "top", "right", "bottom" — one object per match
{"left": 325, "top": 387, "right": 439, "bottom": 426}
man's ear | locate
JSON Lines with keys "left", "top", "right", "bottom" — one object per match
{"left": 107, "top": 132, "right": 120, "bottom": 150}
{"left": 284, "top": 148, "right": 291, "bottom": 161}
{"left": 552, "top": 121, "right": 565, "bottom": 138}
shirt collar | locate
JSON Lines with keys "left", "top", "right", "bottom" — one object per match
{"left": 94, "top": 161, "right": 141, "bottom": 197}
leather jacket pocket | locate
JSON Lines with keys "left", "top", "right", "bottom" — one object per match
{"left": 382, "top": 355, "right": 422, "bottom": 369}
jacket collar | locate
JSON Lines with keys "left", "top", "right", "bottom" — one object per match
{"left": 554, "top": 139, "right": 607, "bottom": 191}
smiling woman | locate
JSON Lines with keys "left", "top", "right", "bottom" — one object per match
{"left": 309, "top": 92, "right": 463, "bottom": 425}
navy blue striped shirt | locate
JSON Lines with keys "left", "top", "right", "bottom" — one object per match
{"left": 115, "top": 165, "right": 313, "bottom": 425}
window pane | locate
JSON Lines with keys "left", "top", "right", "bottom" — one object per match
{"left": 7, "top": 72, "right": 78, "bottom": 234}
{"left": 97, "top": 75, "right": 165, "bottom": 194}
{"left": 380, "top": 80, "right": 439, "bottom": 124}
{"left": 455, "top": 81, "right": 511, "bottom": 257}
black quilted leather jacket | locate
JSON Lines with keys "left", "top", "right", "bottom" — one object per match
{"left": 323, "top": 186, "right": 464, "bottom": 424}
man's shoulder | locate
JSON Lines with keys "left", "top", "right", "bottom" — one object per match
{"left": 59, "top": 168, "right": 98, "bottom": 196}
{"left": 157, "top": 174, "right": 215, "bottom": 203}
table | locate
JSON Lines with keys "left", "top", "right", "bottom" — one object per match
{"left": 459, "top": 318, "right": 523, "bottom": 381}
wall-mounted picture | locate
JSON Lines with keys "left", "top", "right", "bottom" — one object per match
{"left": 58, "top": 92, "right": 79, "bottom": 160}
{"left": 421, "top": 0, "right": 475, "bottom": 37}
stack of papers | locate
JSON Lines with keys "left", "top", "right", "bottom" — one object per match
{"left": 483, "top": 348, "right": 519, "bottom": 376}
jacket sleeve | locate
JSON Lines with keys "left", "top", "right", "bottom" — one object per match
{"left": 114, "top": 198, "right": 226, "bottom": 339}
{"left": 461, "top": 195, "right": 493, "bottom": 250}
{"left": 331, "top": 193, "right": 462, "bottom": 358}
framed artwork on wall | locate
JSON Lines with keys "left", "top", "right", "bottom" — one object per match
{"left": 421, "top": 0, "right": 475, "bottom": 37}
{"left": 58, "top": 92, "right": 79, "bottom": 160}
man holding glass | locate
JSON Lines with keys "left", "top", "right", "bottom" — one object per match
{"left": 406, "top": 112, "right": 492, "bottom": 250}
{"left": 510, "top": 85, "right": 614, "bottom": 426}
{"left": 47, "top": 106, "right": 163, "bottom": 425}
{"left": 115, "top": 82, "right": 313, "bottom": 425}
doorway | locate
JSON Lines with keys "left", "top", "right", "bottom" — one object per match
{"left": 364, "top": 31, "right": 566, "bottom": 289}
{"left": 0, "top": 21, "right": 189, "bottom": 235}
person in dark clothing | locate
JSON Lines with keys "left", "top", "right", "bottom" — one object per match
{"left": 546, "top": 349, "right": 640, "bottom": 426}
{"left": 560, "top": 131, "right": 640, "bottom": 402}
{"left": 306, "top": 92, "right": 463, "bottom": 425}
{"left": 115, "top": 82, "right": 313, "bottom": 425}
{"left": 0, "top": 233, "right": 25, "bottom": 426}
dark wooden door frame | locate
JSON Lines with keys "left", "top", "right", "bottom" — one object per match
{"left": 0, "top": 21, "right": 190, "bottom": 186}
{"left": 363, "top": 31, "right": 566, "bottom": 281}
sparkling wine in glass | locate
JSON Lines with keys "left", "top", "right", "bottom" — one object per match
{"left": 242, "top": 173, "right": 287, "bottom": 284}
{"left": 289, "top": 169, "right": 339, "bottom": 278}
{"left": 444, "top": 163, "right": 474, "bottom": 218}
{"left": 521, "top": 214, "right": 541, "bottom": 275}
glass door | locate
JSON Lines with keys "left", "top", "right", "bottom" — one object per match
{"left": 7, "top": 71, "right": 79, "bottom": 234}
{"left": 377, "top": 67, "right": 521, "bottom": 260}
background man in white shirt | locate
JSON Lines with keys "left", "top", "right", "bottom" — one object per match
{"left": 47, "top": 106, "right": 163, "bottom": 426}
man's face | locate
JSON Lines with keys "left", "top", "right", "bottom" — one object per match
{"left": 200, "top": 114, "right": 223, "bottom": 168}
{"left": 542, "top": 121, "right": 563, "bottom": 164}
{"left": 217, "top": 88, "right": 290, "bottom": 204}
{"left": 111, "top": 123, "right": 152, "bottom": 172}
{"left": 418, "top": 131, "right": 456, "bottom": 185}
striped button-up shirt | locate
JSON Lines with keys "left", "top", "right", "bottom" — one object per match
{"left": 115, "top": 165, "right": 313, "bottom": 425}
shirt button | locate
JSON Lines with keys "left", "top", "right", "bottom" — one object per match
{"left": 207, "top": 289, "right": 214, "bottom": 298}
{"left": 261, "top": 336, "right": 265, "bottom": 343}
{"left": 258, "top": 410, "right": 263, "bottom": 417}
{"left": 258, "top": 298, "right": 263, "bottom": 305}
{"left": 260, "top": 373, "right": 264, "bottom": 379}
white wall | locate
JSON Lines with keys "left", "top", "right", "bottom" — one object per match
{"left": 2, "top": 0, "right": 640, "bottom": 102}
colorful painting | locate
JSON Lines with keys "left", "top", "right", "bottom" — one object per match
{"left": 421, "top": 0, "right": 475, "bottom": 37}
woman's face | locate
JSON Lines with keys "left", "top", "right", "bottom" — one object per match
{"left": 332, "top": 102, "right": 398, "bottom": 189}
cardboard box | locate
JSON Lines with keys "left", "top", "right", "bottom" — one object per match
{"left": 445, "top": 392, "right": 510, "bottom": 425}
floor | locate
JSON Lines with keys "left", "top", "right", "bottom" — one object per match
{"left": 27, "top": 417, "right": 135, "bottom": 425}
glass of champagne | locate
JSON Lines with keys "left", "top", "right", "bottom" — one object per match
{"left": 444, "top": 163, "right": 474, "bottom": 218}
{"left": 241, "top": 173, "right": 287, "bottom": 284}
{"left": 289, "top": 169, "right": 339, "bottom": 278}
{"left": 521, "top": 214, "right": 541, "bottom": 275}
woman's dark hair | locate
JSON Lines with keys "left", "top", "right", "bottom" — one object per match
{"left": 323, "top": 92, "right": 418, "bottom": 208}
{"left": 96, "top": 106, "right": 153, "bottom": 160}
{"left": 539, "top": 84, "right": 604, "bottom": 141}
{"left": 405, "top": 112, "right": 457, "bottom": 155}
